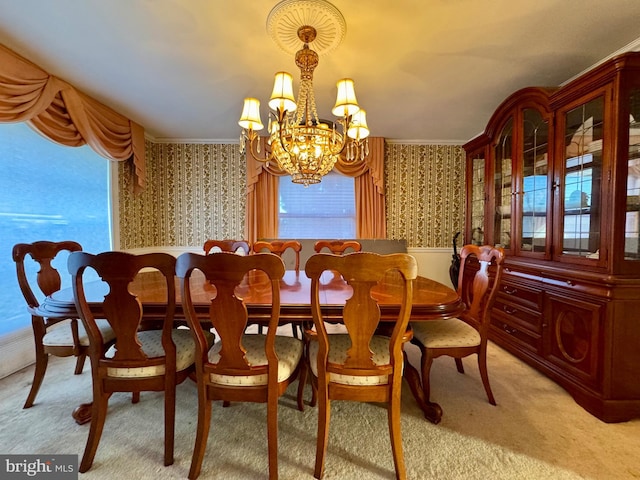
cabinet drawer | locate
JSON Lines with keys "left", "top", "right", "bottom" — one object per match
{"left": 492, "top": 298, "right": 542, "bottom": 333}
{"left": 490, "top": 319, "right": 541, "bottom": 352}
{"left": 498, "top": 281, "right": 543, "bottom": 311}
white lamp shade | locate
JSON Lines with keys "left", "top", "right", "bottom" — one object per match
{"left": 332, "top": 78, "right": 360, "bottom": 117}
{"left": 268, "top": 72, "right": 297, "bottom": 112}
{"left": 347, "top": 108, "right": 370, "bottom": 140}
{"left": 238, "top": 98, "right": 264, "bottom": 131}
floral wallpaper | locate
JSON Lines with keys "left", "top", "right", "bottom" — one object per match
{"left": 118, "top": 141, "right": 246, "bottom": 249}
{"left": 118, "top": 141, "right": 465, "bottom": 249}
{"left": 385, "top": 144, "right": 466, "bottom": 247}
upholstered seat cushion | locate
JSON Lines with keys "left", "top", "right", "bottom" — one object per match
{"left": 309, "top": 334, "right": 399, "bottom": 386}
{"left": 207, "top": 334, "right": 303, "bottom": 386}
{"left": 43, "top": 319, "right": 115, "bottom": 347}
{"left": 105, "top": 329, "right": 209, "bottom": 378}
{"left": 411, "top": 318, "right": 481, "bottom": 348}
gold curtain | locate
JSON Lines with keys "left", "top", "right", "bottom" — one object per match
{"left": 0, "top": 44, "right": 145, "bottom": 192}
{"left": 245, "top": 137, "right": 386, "bottom": 243}
{"left": 336, "top": 137, "right": 386, "bottom": 238}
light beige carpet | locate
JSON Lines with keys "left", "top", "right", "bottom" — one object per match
{"left": 0, "top": 341, "right": 638, "bottom": 479}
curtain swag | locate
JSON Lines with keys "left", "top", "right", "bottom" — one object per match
{"left": 0, "top": 43, "right": 145, "bottom": 192}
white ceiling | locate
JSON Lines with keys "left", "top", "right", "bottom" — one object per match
{"left": 1, "top": 0, "right": 639, "bottom": 144}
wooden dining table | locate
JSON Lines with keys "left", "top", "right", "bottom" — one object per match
{"left": 40, "top": 269, "right": 463, "bottom": 424}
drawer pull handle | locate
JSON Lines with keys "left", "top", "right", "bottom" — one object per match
{"left": 503, "top": 306, "right": 518, "bottom": 315}
{"left": 503, "top": 286, "right": 518, "bottom": 295}
{"left": 502, "top": 324, "right": 517, "bottom": 335}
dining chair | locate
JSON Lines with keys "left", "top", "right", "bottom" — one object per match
{"left": 410, "top": 244, "right": 505, "bottom": 407}
{"left": 252, "top": 240, "right": 304, "bottom": 338}
{"left": 253, "top": 240, "right": 302, "bottom": 272}
{"left": 203, "top": 239, "right": 250, "bottom": 255}
{"left": 176, "top": 251, "right": 304, "bottom": 480}
{"left": 12, "top": 240, "right": 116, "bottom": 409}
{"left": 300, "top": 252, "right": 417, "bottom": 480}
{"left": 313, "top": 239, "right": 361, "bottom": 255}
{"left": 68, "top": 251, "right": 208, "bottom": 473}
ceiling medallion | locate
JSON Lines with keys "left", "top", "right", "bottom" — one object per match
{"left": 266, "top": 0, "right": 346, "bottom": 56}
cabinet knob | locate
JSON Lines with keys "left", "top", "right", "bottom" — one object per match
{"left": 503, "top": 286, "right": 517, "bottom": 295}
{"left": 502, "top": 324, "right": 517, "bottom": 335}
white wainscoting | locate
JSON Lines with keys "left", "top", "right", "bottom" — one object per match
{"left": 0, "top": 327, "right": 35, "bottom": 379}
{"left": 407, "top": 247, "right": 456, "bottom": 288}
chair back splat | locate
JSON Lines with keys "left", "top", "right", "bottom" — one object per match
{"left": 300, "top": 251, "right": 417, "bottom": 480}
{"left": 176, "top": 251, "right": 303, "bottom": 480}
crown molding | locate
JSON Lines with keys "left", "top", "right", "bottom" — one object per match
{"left": 145, "top": 132, "right": 465, "bottom": 146}
{"left": 384, "top": 139, "right": 465, "bottom": 146}
{"left": 561, "top": 36, "right": 640, "bottom": 86}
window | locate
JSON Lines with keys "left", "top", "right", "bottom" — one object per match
{"left": 278, "top": 171, "right": 355, "bottom": 238}
{"left": 0, "top": 123, "right": 111, "bottom": 336}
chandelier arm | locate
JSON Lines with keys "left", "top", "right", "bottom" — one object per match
{"left": 275, "top": 117, "right": 294, "bottom": 158}
{"left": 243, "top": 128, "right": 272, "bottom": 163}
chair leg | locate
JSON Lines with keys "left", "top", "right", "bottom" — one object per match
{"left": 298, "top": 333, "right": 317, "bottom": 409}
{"left": 477, "top": 350, "right": 496, "bottom": 405}
{"left": 267, "top": 389, "right": 279, "bottom": 480}
{"left": 188, "top": 392, "right": 212, "bottom": 480}
{"left": 74, "top": 353, "right": 87, "bottom": 375}
{"left": 24, "top": 344, "right": 48, "bottom": 409}
{"left": 387, "top": 391, "right": 407, "bottom": 480}
{"left": 164, "top": 383, "right": 176, "bottom": 466}
{"left": 313, "top": 387, "right": 330, "bottom": 479}
{"left": 419, "top": 349, "right": 434, "bottom": 403}
{"left": 455, "top": 358, "right": 465, "bottom": 374}
{"left": 296, "top": 362, "right": 307, "bottom": 411}
{"left": 310, "top": 375, "right": 318, "bottom": 408}
{"left": 132, "top": 392, "right": 140, "bottom": 404}
{"left": 79, "top": 393, "right": 110, "bottom": 473}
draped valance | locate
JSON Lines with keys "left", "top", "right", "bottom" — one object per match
{"left": 246, "top": 137, "right": 386, "bottom": 243}
{"left": 0, "top": 44, "right": 145, "bottom": 192}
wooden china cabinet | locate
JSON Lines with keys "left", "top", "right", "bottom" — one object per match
{"left": 463, "top": 52, "right": 640, "bottom": 422}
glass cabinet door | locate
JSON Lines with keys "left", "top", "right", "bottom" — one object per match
{"left": 625, "top": 88, "right": 640, "bottom": 260}
{"left": 469, "top": 151, "right": 486, "bottom": 245}
{"left": 520, "top": 108, "right": 549, "bottom": 255}
{"left": 559, "top": 95, "right": 604, "bottom": 261}
{"left": 494, "top": 118, "right": 513, "bottom": 250}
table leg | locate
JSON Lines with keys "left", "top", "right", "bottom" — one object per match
{"left": 403, "top": 351, "right": 443, "bottom": 424}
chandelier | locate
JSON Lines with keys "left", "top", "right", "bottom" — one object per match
{"left": 238, "top": 0, "right": 370, "bottom": 186}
